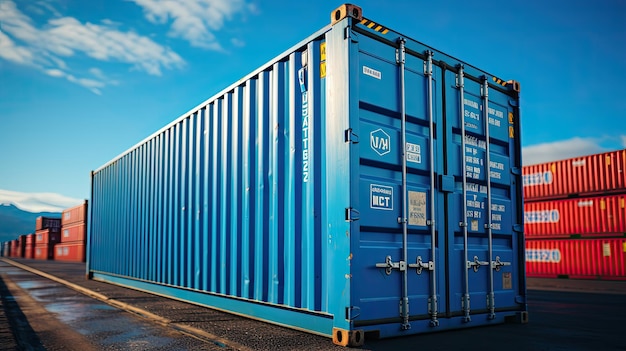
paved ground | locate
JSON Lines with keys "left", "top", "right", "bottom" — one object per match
{"left": 1, "top": 257, "right": 626, "bottom": 350}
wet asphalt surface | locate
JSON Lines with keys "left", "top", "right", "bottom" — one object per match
{"left": 1, "top": 258, "right": 626, "bottom": 350}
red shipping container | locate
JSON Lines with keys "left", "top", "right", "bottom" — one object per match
{"left": 35, "top": 228, "right": 61, "bottom": 245}
{"left": 25, "top": 233, "right": 35, "bottom": 245}
{"left": 10, "top": 239, "right": 19, "bottom": 257}
{"left": 54, "top": 241, "right": 85, "bottom": 262}
{"left": 24, "top": 243, "right": 35, "bottom": 259}
{"left": 62, "top": 200, "right": 88, "bottom": 226}
{"left": 34, "top": 244, "right": 54, "bottom": 260}
{"left": 523, "top": 149, "right": 626, "bottom": 201}
{"left": 35, "top": 216, "right": 62, "bottom": 231}
{"left": 525, "top": 194, "right": 626, "bottom": 238}
{"left": 526, "top": 238, "right": 626, "bottom": 280}
{"left": 60, "top": 222, "right": 86, "bottom": 243}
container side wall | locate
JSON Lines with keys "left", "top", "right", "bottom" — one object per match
{"left": 89, "top": 31, "right": 333, "bottom": 333}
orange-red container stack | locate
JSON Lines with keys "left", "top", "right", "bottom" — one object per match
{"left": 55, "top": 200, "right": 88, "bottom": 262}
{"left": 523, "top": 149, "right": 626, "bottom": 280}
{"left": 34, "top": 216, "right": 61, "bottom": 260}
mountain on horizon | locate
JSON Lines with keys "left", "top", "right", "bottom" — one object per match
{"left": 0, "top": 203, "right": 61, "bottom": 243}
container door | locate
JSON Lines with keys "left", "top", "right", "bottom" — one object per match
{"left": 444, "top": 66, "right": 524, "bottom": 321}
{"left": 351, "top": 33, "right": 446, "bottom": 329}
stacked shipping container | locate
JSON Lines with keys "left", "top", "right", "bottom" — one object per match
{"left": 35, "top": 216, "right": 61, "bottom": 260}
{"left": 523, "top": 149, "right": 626, "bottom": 280}
{"left": 55, "top": 201, "right": 88, "bottom": 262}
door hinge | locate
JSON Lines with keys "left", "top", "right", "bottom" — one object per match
{"left": 345, "top": 128, "right": 359, "bottom": 143}
{"left": 345, "top": 208, "right": 360, "bottom": 221}
{"left": 346, "top": 306, "right": 361, "bottom": 321}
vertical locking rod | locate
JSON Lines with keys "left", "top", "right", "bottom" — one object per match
{"left": 458, "top": 65, "right": 471, "bottom": 323}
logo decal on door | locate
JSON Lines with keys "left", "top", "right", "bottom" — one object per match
{"left": 370, "top": 128, "right": 390, "bottom": 156}
{"left": 370, "top": 184, "right": 393, "bottom": 210}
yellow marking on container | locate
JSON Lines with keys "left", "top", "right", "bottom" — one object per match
{"left": 508, "top": 112, "right": 514, "bottom": 124}
{"left": 621, "top": 198, "right": 625, "bottom": 208}
{"left": 606, "top": 155, "right": 611, "bottom": 166}
{"left": 360, "top": 18, "right": 390, "bottom": 34}
{"left": 601, "top": 199, "right": 606, "bottom": 210}
{"left": 320, "top": 42, "right": 326, "bottom": 62}
{"left": 320, "top": 62, "right": 326, "bottom": 78}
{"left": 623, "top": 241, "right": 626, "bottom": 253}
{"left": 509, "top": 126, "right": 514, "bottom": 139}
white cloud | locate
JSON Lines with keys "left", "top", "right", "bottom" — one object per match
{"left": 522, "top": 137, "right": 609, "bottom": 166}
{"left": 621, "top": 135, "right": 626, "bottom": 148}
{"left": 0, "top": 189, "right": 84, "bottom": 213}
{"left": 231, "top": 38, "right": 245, "bottom": 47}
{"left": 0, "top": 1, "right": 185, "bottom": 93}
{"left": 131, "top": 0, "right": 249, "bottom": 50}
{"left": 0, "top": 30, "right": 33, "bottom": 64}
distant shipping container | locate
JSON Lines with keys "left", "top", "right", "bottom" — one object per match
{"left": 10, "top": 239, "right": 19, "bottom": 257}
{"left": 526, "top": 238, "right": 626, "bottom": 280}
{"left": 88, "top": 4, "right": 526, "bottom": 345}
{"left": 16, "top": 235, "right": 27, "bottom": 258}
{"left": 2, "top": 242, "right": 9, "bottom": 257}
{"left": 62, "top": 200, "right": 88, "bottom": 226}
{"left": 61, "top": 223, "right": 86, "bottom": 243}
{"left": 523, "top": 149, "right": 626, "bottom": 202}
{"left": 24, "top": 234, "right": 36, "bottom": 259}
{"left": 54, "top": 242, "right": 85, "bottom": 262}
{"left": 34, "top": 244, "right": 54, "bottom": 260}
{"left": 35, "top": 216, "right": 61, "bottom": 231}
{"left": 524, "top": 194, "right": 626, "bottom": 239}
{"left": 35, "top": 228, "right": 60, "bottom": 245}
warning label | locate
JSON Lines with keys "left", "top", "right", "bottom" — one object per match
{"left": 408, "top": 191, "right": 426, "bottom": 226}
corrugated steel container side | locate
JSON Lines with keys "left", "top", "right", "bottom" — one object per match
{"left": 35, "top": 229, "right": 61, "bottom": 245}
{"left": 61, "top": 223, "right": 86, "bottom": 243}
{"left": 34, "top": 244, "right": 54, "bottom": 260}
{"left": 10, "top": 239, "right": 19, "bottom": 257}
{"left": 89, "top": 5, "right": 525, "bottom": 344}
{"left": 526, "top": 238, "right": 626, "bottom": 280}
{"left": 54, "top": 241, "right": 85, "bottom": 262}
{"left": 35, "top": 216, "right": 62, "bottom": 231}
{"left": 62, "top": 200, "right": 88, "bottom": 226}
{"left": 524, "top": 194, "right": 626, "bottom": 238}
{"left": 24, "top": 243, "right": 35, "bottom": 259}
{"left": 16, "top": 235, "right": 26, "bottom": 258}
{"left": 25, "top": 233, "right": 35, "bottom": 244}
{"left": 523, "top": 149, "right": 626, "bottom": 202}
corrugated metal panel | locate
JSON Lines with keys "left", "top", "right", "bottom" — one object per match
{"left": 35, "top": 229, "right": 60, "bottom": 245}
{"left": 35, "top": 216, "right": 61, "bottom": 231}
{"left": 62, "top": 200, "right": 88, "bottom": 226}
{"left": 24, "top": 243, "right": 35, "bottom": 259}
{"left": 524, "top": 194, "right": 626, "bottom": 238}
{"left": 89, "top": 5, "right": 525, "bottom": 344}
{"left": 523, "top": 149, "right": 626, "bottom": 201}
{"left": 34, "top": 244, "right": 54, "bottom": 260}
{"left": 61, "top": 223, "right": 86, "bottom": 243}
{"left": 526, "top": 238, "right": 626, "bottom": 280}
{"left": 54, "top": 242, "right": 85, "bottom": 262}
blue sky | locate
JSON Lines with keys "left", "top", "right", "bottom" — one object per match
{"left": 1, "top": 0, "right": 625, "bottom": 211}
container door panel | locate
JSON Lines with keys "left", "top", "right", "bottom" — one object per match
{"left": 353, "top": 35, "right": 445, "bottom": 324}
{"left": 444, "top": 68, "right": 522, "bottom": 318}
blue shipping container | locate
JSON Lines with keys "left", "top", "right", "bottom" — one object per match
{"left": 88, "top": 4, "right": 526, "bottom": 346}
